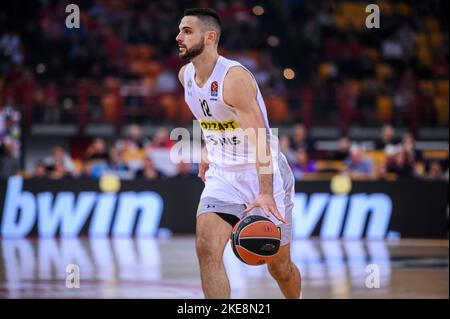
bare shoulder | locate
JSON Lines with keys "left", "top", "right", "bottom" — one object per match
{"left": 224, "top": 66, "right": 254, "bottom": 86}
{"left": 178, "top": 64, "right": 187, "bottom": 87}
{"left": 223, "top": 66, "right": 256, "bottom": 107}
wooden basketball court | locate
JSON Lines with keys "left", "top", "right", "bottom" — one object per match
{"left": 0, "top": 237, "right": 447, "bottom": 299}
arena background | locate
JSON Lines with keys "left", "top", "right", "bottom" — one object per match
{"left": 0, "top": 0, "right": 448, "bottom": 299}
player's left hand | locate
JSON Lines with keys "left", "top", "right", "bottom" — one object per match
{"left": 243, "top": 194, "right": 286, "bottom": 224}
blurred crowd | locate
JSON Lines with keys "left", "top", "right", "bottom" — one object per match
{"left": 285, "top": 0, "right": 449, "bottom": 127}
{"left": 0, "top": 0, "right": 448, "bottom": 128}
{"left": 282, "top": 123, "right": 448, "bottom": 181}
{"left": 27, "top": 124, "right": 199, "bottom": 181}
{"left": 1, "top": 121, "right": 447, "bottom": 181}
{"left": 0, "top": 0, "right": 287, "bottom": 126}
{"left": 0, "top": 0, "right": 448, "bottom": 180}
{"left": 0, "top": 106, "right": 21, "bottom": 178}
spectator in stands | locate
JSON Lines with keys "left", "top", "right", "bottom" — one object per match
{"left": 386, "top": 145, "right": 414, "bottom": 178}
{"left": 147, "top": 126, "right": 177, "bottom": 177}
{"left": 331, "top": 136, "right": 351, "bottom": 160}
{"left": 109, "top": 146, "right": 132, "bottom": 180}
{"left": 33, "top": 160, "right": 48, "bottom": 178}
{"left": 86, "top": 138, "right": 110, "bottom": 162}
{"left": 393, "top": 85, "right": 415, "bottom": 125}
{"left": 117, "top": 124, "right": 147, "bottom": 150}
{"left": 290, "top": 123, "right": 315, "bottom": 153}
{"left": 44, "top": 146, "right": 74, "bottom": 176}
{"left": 344, "top": 145, "right": 374, "bottom": 179}
{"left": 292, "top": 148, "right": 316, "bottom": 180}
{"left": 410, "top": 160, "right": 425, "bottom": 178}
{"left": 48, "top": 160, "right": 70, "bottom": 179}
{"left": 173, "top": 160, "right": 197, "bottom": 179}
{"left": 84, "top": 138, "right": 110, "bottom": 178}
{"left": 401, "top": 132, "right": 422, "bottom": 162}
{"left": 375, "top": 124, "right": 398, "bottom": 156}
{"left": 279, "top": 135, "right": 296, "bottom": 165}
{"left": 149, "top": 126, "right": 175, "bottom": 149}
{"left": 0, "top": 141, "right": 20, "bottom": 178}
{"left": 77, "top": 159, "right": 93, "bottom": 179}
{"left": 0, "top": 31, "right": 23, "bottom": 65}
{"left": 135, "top": 157, "right": 163, "bottom": 180}
{"left": 0, "top": 106, "right": 21, "bottom": 160}
{"left": 89, "top": 161, "right": 109, "bottom": 179}
{"left": 426, "top": 161, "right": 446, "bottom": 180}
{"left": 117, "top": 124, "right": 147, "bottom": 172}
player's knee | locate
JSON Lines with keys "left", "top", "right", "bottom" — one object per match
{"left": 268, "top": 261, "right": 292, "bottom": 282}
{"left": 195, "top": 235, "right": 222, "bottom": 261}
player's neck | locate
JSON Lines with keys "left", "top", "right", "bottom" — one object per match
{"left": 192, "top": 51, "right": 220, "bottom": 86}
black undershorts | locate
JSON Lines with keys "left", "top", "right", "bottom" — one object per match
{"left": 216, "top": 212, "right": 240, "bottom": 227}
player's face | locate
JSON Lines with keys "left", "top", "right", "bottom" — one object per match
{"left": 176, "top": 16, "right": 205, "bottom": 60}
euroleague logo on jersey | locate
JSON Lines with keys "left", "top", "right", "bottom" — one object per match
{"left": 211, "top": 81, "right": 218, "bottom": 97}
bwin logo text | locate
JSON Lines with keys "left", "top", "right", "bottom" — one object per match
{"left": 1, "top": 177, "right": 163, "bottom": 238}
{"left": 292, "top": 193, "right": 393, "bottom": 239}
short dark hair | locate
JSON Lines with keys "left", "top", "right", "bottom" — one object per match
{"left": 184, "top": 8, "right": 221, "bottom": 43}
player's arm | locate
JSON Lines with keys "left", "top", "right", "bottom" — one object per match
{"left": 178, "top": 64, "right": 187, "bottom": 87}
{"left": 223, "top": 67, "right": 285, "bottom": 223}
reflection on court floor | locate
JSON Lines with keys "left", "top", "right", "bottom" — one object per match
{"left": 0, "top": 237, "right": 448, "bottom": 298}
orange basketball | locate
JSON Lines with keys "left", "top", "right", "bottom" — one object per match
{"left": 230, "top": 215, "right": 281, "bottom": 265}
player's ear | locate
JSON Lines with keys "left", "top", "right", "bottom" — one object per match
{"left": 206, "top": 31, "right": 217, "bottom": 45}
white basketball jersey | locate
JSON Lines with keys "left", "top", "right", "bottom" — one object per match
{"left": 183, "top": 56, "right": 278, "bottom": 170}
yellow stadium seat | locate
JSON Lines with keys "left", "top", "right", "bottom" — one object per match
{"left": 398, "top": 3, "right": 411, "bottom": 16}
{"left": 366, "top": 48, "right": 381, "bottom": 61}
{"left": 430, "top": 33, "right": 444, "bottom": 47}
{"left": 265, "top": 95, "right": 288, "bottom": 123}
{"left": 142, "top": 76, "right": 156, "bottom": 90}
{"left": 102, "top": 94, "right": 119, "bottom": 122}
{"left": 319, "top": 62, "right": 334, "bottom": 80}
{"left": 417, "top": 48, "right": 432, "bottom": 67}
{"left": 434, "top": 96, "right": 449, "bottom": 125}
{"left": 145, "top": 62, "right": 163, "bottom": 77}
{"left": 138, "top": 45, "right": 154, "bottom": 60}
{"left": 378, "top": 1, "right": 393, "bottom": 15}
{"left": 437, "top": 80, "right": 449, "bottom": 96}
{"left": 425, "top": 18, "right": 440, "bottom": 32}
{"left": 130, "top": 61, "right": 147, "bottom": 77}
{"left": 376, "top": 63, "right": 393, "bottom": 81}
{"left": 415, "top": 33, "right": 428, "bottom": 48}
{"left": 364, "top": 151, "right": 387, "bottom": 173}
{"left": 376, "top": 95, "right": 393, "bottom": 122}
{"left": 349, "top": 79, "right": 362, "bottom": 94}
{"left": 159, "top": 94, "right": 178, "bottom": 122}
{"left": 332, "top": 15, "right": 347, "bottom": 29}
{"left": 123, "top": 149, "right": 145, "bottom": 163}
{"left": 419, "top": 80, "right": 436, "bottom": 95}
{"left": 422, "top": 150, "right": 449, "bottom": 160}
{"left": 315, "top": 160, "right": 346, "bottom": 172}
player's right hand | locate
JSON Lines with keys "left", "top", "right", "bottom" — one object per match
{"left": 198, "top": 162, "right": 209, "bottom": 182}
{"left": 243, "top": 193, "right": 287, "bottom": 224}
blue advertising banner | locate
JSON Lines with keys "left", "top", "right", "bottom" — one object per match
{"left": 0, "top": 177, "right": 448, "bottom": 239}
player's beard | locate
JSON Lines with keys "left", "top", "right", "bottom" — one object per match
{"left": 179, "top": 37, "right": 205, "bottom": 61}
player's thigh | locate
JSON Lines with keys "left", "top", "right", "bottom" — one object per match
{"left": 196, "top": 212, "right": 233, "bottom": 258}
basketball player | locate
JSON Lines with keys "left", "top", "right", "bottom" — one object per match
{"left": 176, "top": 8, "right": 301, "bottom": 299}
